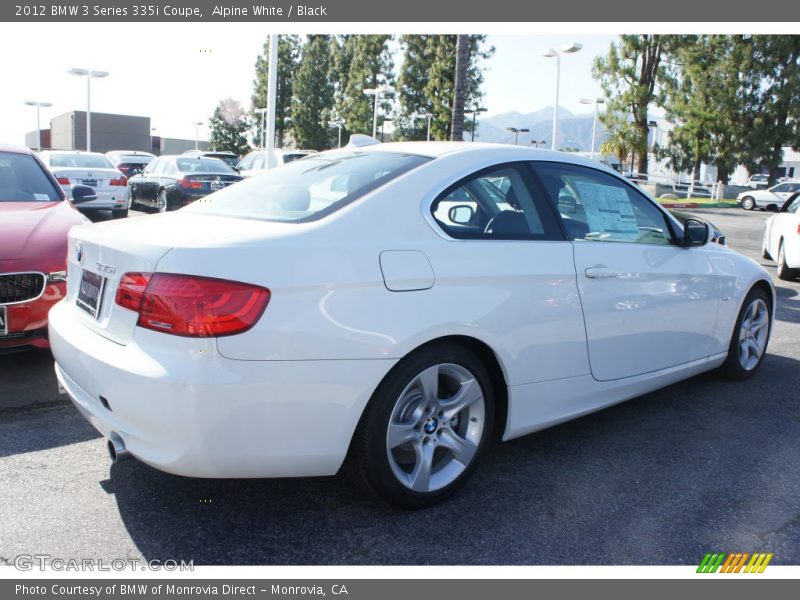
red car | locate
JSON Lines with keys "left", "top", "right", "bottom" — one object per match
{"left": 1, "top": 144, "right": 95, "bottom": 350}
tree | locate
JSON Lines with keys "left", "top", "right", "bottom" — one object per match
{"left": 599, "top": 111, "right": 645, "bottom": 172}
{"left": 743, "top": 36, "right": 800, "bottom": 184}
{"left": 659, "top": 35, "right": 757, "bottom": 184}
{"left": 251, "top": 35, "right": 300, "bottom": 148}
{"left": 335, "top": 35, "right": 394, "bottom": 137}
{"left": 450, "top": 35, "right": 470, "bottom": 141}
{"left": 397, "top": 35, "right": 493, "bottom": 141}
{"left": 593, "top": 35, "right": 666, "bottom": 175}
{"left": 291, "top": 35, "right": 335, "bottom": 150}
{"left": 208, "top": 98, "right": 251, "bottom": 156}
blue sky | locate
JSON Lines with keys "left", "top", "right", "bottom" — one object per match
{"left": 0, "top": 25, "right": 615, "bottom": 145}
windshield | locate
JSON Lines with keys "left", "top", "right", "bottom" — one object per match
{"left": 49, "top": 153, "right": 115, "bottom": 169}
{"left": 0, "top": 153, "right": 62, "bottom": 202}
{"left": 185, "top": 150, "right": 430, "bottom": 222}
{"left": 175, "top": 157, "right": 235, "bottom": 174}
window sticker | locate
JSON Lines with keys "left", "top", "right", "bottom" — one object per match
{"left": 33, "top": 193, "right": 51, "bottom": 201}
{"left": 574, "top": 181, "right": 639, "bottom": 240}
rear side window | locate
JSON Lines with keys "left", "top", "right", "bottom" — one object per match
{"left": 185, "top": 150, "right": 430, "bottom": 222}
{"left": 431, "top": 163, "right": 562, "bottom": 240}
{"left": 532, "top": 162, "right": 674, "bottom": 245}
{"left": 175, "top": 158, "right": 234, "bottom": 173}
{"left": 0, "top": 153, "right": 61, "bottom": 202}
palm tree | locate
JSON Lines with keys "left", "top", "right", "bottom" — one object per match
{"left": 450, "top": 35, "right": 470, "bottom": 141}
{"left": 599, "top": 114, "right": 647, "bottom": 173}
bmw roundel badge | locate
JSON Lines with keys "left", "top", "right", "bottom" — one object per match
{"left": 76, "top": 241, "right": 83, "bottom": 264}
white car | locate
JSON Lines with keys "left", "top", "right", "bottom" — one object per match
{"left": 237, "top": 148, "right": 316, "bottom": 178}
{"left": 49, "top": 143, "right": 774, "bottom": 507}
{"left": 737, "top": 180, "right": 800, "bottom": 211}
{"left": 762, "top": 192, "right": 800, "bottom": 280}
{"left": 39, "top": 151, "right": 130, "bottom": 218}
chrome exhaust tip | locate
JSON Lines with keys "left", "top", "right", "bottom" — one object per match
{"left": 107, "top": 432, "right": 130, "bottom": 462}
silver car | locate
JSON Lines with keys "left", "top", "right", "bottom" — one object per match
{"left": 38, "top": 151, "right": 131, "bottom": 218}
{"left": 737, "top": 180, "right": 800, "bottom": 211}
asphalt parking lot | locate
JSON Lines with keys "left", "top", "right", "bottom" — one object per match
{"left": 1, "top": 207, "right": 798, "bottom": 566}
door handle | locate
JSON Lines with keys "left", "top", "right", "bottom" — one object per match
{"left": 585, "top": 266, "right": 620, "bottom": 279}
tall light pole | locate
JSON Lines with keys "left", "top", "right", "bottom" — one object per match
{"left": 254, "top": 107, "right": 267, "bottom": 148}
{"left": 68, "top": 68, "right": 109, "bottom": 152}
{"left": 580, "top": 97, "right": 605, "bottom": 160}
{"left": 24, "top": 100, "right": 52, "bottom": 151}
{"left": 265, "top": 34, "right": 278, "bottom": 168}
{"left": 464, "top": 106, "right": 487, "bottom": 142}
{"left": 530, "top": 139, "right": 547, "bottom": 149}
{"left": 413, "top": 112, "right": 433, "bottom": 141}
{"left": 506, "top": 127, "right": 530, "bottom": 145}
{"left": 150, "top": 127, "right": 157, "bottom": 154}
{"left": 363, "top": 85, "right": 394, "bottom": 138}
{"left": 194, "top": 121, "right": 203, "bottom": 150}
{"left": 331, "top": 119, "right": 345, "bottom": 148}
{"left": 543, "top": 42, "right": 582, "bottom": 151}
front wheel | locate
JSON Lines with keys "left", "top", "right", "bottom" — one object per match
{"left": 740, "top": 196, "right": 755, "bottom": 210}
{"left": 349, "top": 344, "right": 495, "bottom": 508}
{"left": 777, "top": 240, "right": 798, "bottom": 281}
{"left": 720, "top": 288, "right": 771, "bottom": 380}
{"left": 112, "top": 208, "right": 128, "bottom": 219}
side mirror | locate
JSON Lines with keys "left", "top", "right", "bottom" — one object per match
{"left": 71, "top": 185, "right": 97, "bottom": 205}
{"left": 682, "top": 218, "right": 709, "bottom": 247}
{"left": 448, "top": 204, "right": 476, "bottom": 225}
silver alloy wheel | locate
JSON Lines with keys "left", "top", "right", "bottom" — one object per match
{"left": 742, "top": 197, "right": 755, "bottom": 210}
{"left": 738, "top": 297, "right": 769, "bottom": 371}
{"left": 157, "top": 190, "right": 167, "bottom": 213}
{"left": 385, "top": 363, "right": 485, "bottom": 493}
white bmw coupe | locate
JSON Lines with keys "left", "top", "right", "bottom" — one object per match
{"left": 49, "top": 143, "right": 774, "bottom": 507}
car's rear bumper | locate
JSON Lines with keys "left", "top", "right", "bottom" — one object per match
{"left": 48, "top": 300, "right": 395, "bottom": 478}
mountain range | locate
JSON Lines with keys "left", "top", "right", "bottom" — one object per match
{"left": 472, "top": 107, "right": 606, "bottom": 151}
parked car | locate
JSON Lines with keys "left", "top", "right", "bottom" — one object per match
{"left": 737, "top": 180, "right": 800, "bottom": 211}
{"left": 762, "top": 191, "right": 800, "bottom": 280}
{"left": 50, "top": 143, "right": 773, "bottom": 507}
{"left": 237, "top": 148, "right": 316, "bottom": 178}
{"left": 181, "top": 150, "right": 240, "bottom": 169}
{"left": 746, "top": 174, "right": 770, "bottom": 189}
{"left": 0, "top": 144, "right": 93, "bottom": 351}
{"left": 106, "top": 150, "right": 155, "bottom": 179}
{"left": 39, "top": 150, "right": 130, "bottom": 219}
{"left": 128, "top": 155, "right": 242, "bottom": 212}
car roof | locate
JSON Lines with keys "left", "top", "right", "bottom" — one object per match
{"left": 40, "top": 150, "right": 107, "bottom": 157}
{"left": 0, "top": 144, "right": 34, "bottom": 155}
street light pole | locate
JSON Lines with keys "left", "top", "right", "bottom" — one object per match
{"left": 194, "top": 121, "right": 203, "bottom": 150}
{"left": 68, "top": 68, "right": 109, "bottom": 152}
{"left": 580, "top": 97, "right": 605, "bottom": 160}
{"left": 543, "top": 43, "right": 582, "bottom": 151}
{"left": 506, "top": 127, "right": 530, "bottom": 145}
{"left": 254, "top": 108, "right": 267, "bottom": 148}
{"left": 24, "top": 100, "right": 52, "bottom": 152}
{"left": 464, "top": 106, "right": 487, "bottom": 142}
{"left": 364, "top": 85, "right": 394, "bottom": 139}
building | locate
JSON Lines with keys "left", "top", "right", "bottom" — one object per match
{"left": 47, "top": 111, "right": 152, "bottom": 153}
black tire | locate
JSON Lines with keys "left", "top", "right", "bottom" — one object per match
{"left": 157, "top": 189, "right": 168, "bottom": 213}
{"left": 348, "top": 343, "right": 495, "bottom": 509}
{"left": 112, "top": 208, "right": 128, "bottom": 219}
{"left": 761, "top": 245, "right": 771, "bottom": 260}
{"left": 776, "top": 240, "right": 799, "bottom": 281}
{"left": 740, "top": 196, "right": 755, "bottom": 210}
{"left": 720, "top": 287, "right": 771, "bottom": 380}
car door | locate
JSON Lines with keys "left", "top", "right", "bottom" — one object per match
{"left": 768, "top": 193, "right": 800, "bottom": 256}
{"left": 531, "top": 161, "right": 720, "bottom": 382}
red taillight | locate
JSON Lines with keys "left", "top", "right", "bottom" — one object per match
{"left": 118, "top": 166, "right": 130, "bottom": 173}
{"left": 115, "top": 273, "right": 270, "bottom": 337}
{"left": 57, "top": 177, "right": 70, "bottom": 185}
{"left": 110, "top": 175, "right": 128, "bottom": 186}
{"left": 179, "top": 177, "right": 203, "bottom": 189}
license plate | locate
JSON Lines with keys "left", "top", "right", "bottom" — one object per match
{"left": 210, "top": 181, "right": 224, "bottom": 190}
{"left": 0, "top": 305, "right": 7, "bottom": 336}
{"left": 76, "top": 270, "right": 106, "bottom": 319}
{"left": 82, "top": 179, "right": 98, "bottom": 187}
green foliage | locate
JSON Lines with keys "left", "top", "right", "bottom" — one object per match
{"left": 599, "top": 111, "right": 645, "bottom": 170}
{"left": 291, "top": 35, "right": 335, "bottom": 150}
{"left": 208, "top": 98, "right": 251, "bottom": 156}
{"left": 251, "top": 35, "right": 300, "bottom": 148}
{"left": 593, "top": 35, "right": 666, "bottom": 174}
{"left": 397, "top": 35, "right": 493, "bottom": 141}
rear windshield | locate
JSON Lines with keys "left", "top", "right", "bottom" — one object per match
{"left": 49, "top": 153, "right": 115, "bottom": 169}
{"left": 0, "top": 153, "right": 61, "bottom": 202}
{"left": 184, "top": 150, "right": 430, "bottom": 222}
{"left": 175, "top": 157, "right": 235, "bottom": 174}
{"left": 282, "top": 153, "right": 310, "bottom": 163}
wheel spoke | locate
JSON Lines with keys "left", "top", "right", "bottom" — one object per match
{"left": 438, "top": 429, "right": 478, "bottom": 466}
{"left": 747, "top": 338, "right": 761, "bottom": 360}
{"left": 416, "top": 365, "right": 439, "bottom": 404}
{"left": 441, "top": 378, "right": 482, "bottom": 420}
{"left": 750, "top": 310, "right": 768, "bottom": 331}
{"left": 387, "top": 421, "right": 418, "bottom": 449}
{"left": 408, "top": 441, "right": 435, "bottom": 492}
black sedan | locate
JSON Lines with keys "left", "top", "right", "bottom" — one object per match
{"left": 128, "top": 155, "right": 242, "bottom": 213}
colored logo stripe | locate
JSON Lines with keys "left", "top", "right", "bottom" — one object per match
{"left": 697, "top": 552, "right": 773, "bottom": 573}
